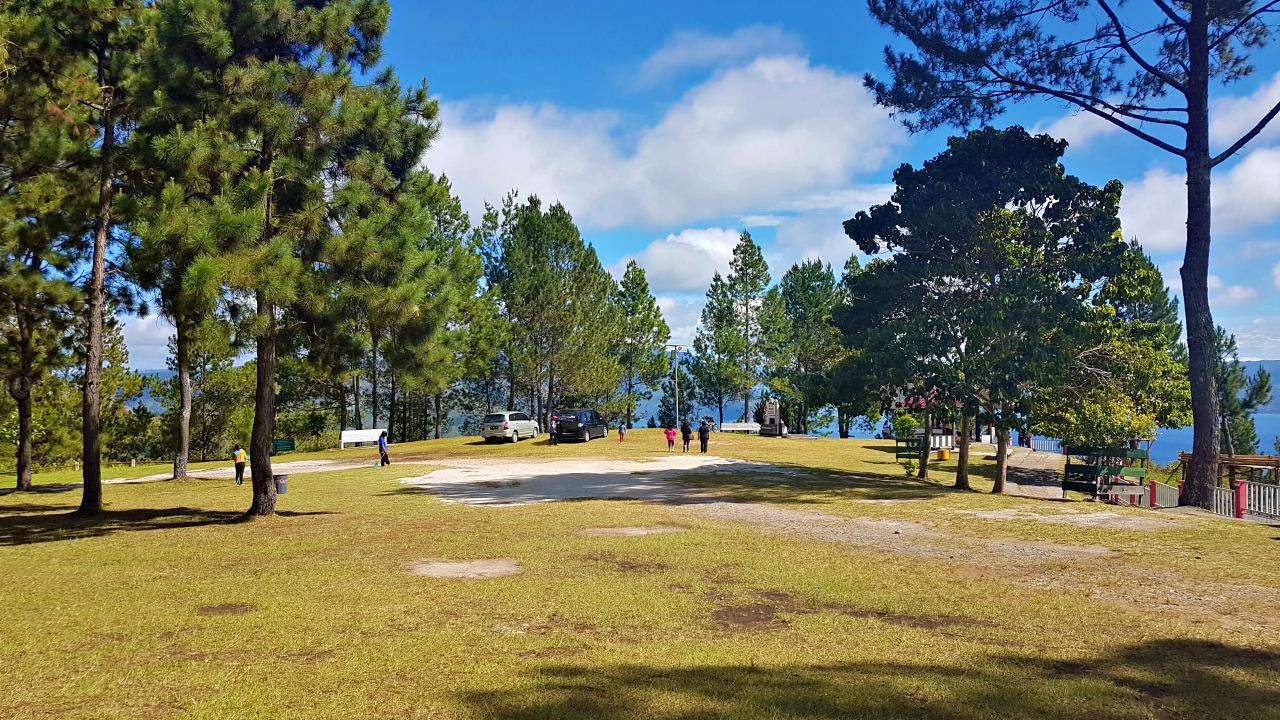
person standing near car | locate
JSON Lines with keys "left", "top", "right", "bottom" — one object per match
{"left": 231, "top": 444, "right": 248, "bottom": 486}
{"left": 617, "top": 421, "right": 626, "bottom": 443}
{"left": 680, "top": 420, "right": 692, "bottom": 452}
{"left": 549, "top": 417, "right": 558, "bottom": 446}
{"left": 378, "top": 430, "right": 391, "bottom": 466}
{"left": 697, "top": 420, "right": 710, "bottom": 453}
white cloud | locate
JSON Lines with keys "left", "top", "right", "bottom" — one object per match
{"left": 1120, "top": 145, "right": 1280, "bottom": 252}
{"left": 738, "top": 214, "right": 785, "bottom": 227}
{"left": 429, "top": 55, "right": 905, "bottom": 230}
{"left": 121, "top": 314, "right": 173, "bottom": 371}
{"left": 637, "top": 25, "right": 803, "bottom": 86}
{"left": 1038, "top": 109, "right": 1120, "bottom": 150}
{"left": 1207, "top": 275, "right": 1258, "bottom": 307}
{"left": 1233, "top": 317, "right": 1280, "bottom": 360}
{"left": 1211, "top": 71, "right": 1280, "bottom": 148}
{"left": 619, "top": 227, "right": 739, "bottom": 293}
{"left": 656, "top": 296, "right": 705, "bottom": 347}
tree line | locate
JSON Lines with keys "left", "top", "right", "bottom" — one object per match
{"left": 0, "top": 1, "right": 676, "bottom": 518}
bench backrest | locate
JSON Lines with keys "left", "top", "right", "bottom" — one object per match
{"left": 340, "top": 428, "right": 387, "bottom": 448}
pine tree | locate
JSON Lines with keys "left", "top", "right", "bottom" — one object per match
{"left": 691, "top": 272, "right": 740, "bottom": 424}
{"left": 726, "top": 232, "right": 770, "bottom": 420}
{"left": 774, "top": 260, "right": 843, "bottom": 434}
{"left": 1215, "top": 329, "right": 1272, "bottom": 456}
{"left": 613, "top": 261, "right": 670, "bottom": 428}
{"left": 0, "top": 7, "right": 90, "bottom": 490}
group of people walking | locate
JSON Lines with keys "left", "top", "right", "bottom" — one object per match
{"left": 662, "top": 419, "right": 711, "bottom": 453}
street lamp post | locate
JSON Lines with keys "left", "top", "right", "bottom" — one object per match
{"left": 665, "top": 344, "right": 683, "bottom": 426}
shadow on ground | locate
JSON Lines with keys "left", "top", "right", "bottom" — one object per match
{"left": 459, "top": 639, "right": 1279, "bottom": 720}
{"left": 0, "top": 507, "right": 334, "bottom": 546}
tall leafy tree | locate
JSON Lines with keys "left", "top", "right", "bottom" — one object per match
{"left": 843, "top": 128, "right": 1128, "bottom": 491}
{"left": 612, "top": 260, "right": 670, "bottom": 428}
{"left": 864, "top": 0, "right": 1280, "bottom": 508}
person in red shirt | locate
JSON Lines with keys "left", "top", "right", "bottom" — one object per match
{"left": 664, "top": 426, "right": 676, "bottom": 450}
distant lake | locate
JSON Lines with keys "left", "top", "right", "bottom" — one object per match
{"left": 1147, "top": 413, "right": 1280, "bottom": 465}
{"left": 812, "top": 413, "right": 1280, "bottom": 466}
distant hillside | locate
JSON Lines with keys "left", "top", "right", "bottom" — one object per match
{"left": 1242, "top": 361, "right": 1280, "bottom": 413}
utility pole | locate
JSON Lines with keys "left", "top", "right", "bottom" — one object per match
{"left": 665, "top": 344, "right": 683, "bottom": 425}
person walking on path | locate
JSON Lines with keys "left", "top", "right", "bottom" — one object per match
{"left": 697, "top": 420, "right": 710, "bottom": 454}
{"left": 617, "top": 421, "right": 626, "bottom": 443}
{"left": 681, "top": 420, "right": 693, "bottom": 452}
{"left": 664, "top": 426, "right": 676, "bottom": 451}
{"left": 378, "top": 431, "right": 391, "bottom": 466}
{"left": 231, "top": 444, "right": 248, "bottom": 486}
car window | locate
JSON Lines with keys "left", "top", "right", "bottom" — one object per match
{"left": 483, "top": 414, "right": 505, "bottom": 424}
{"left": 512, "top": 413, "right": 527, "bottom": 421}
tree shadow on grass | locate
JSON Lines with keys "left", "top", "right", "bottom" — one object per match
{"left": 458, "top": 638, "right": 1279, "bottom": 720}
{"left": 0, "top": 483, "right": 81, "bottom": 496}
{"left": 0, "top": 507, "right": 336, "bottom": 546}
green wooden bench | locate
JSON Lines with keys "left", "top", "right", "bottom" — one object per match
{"left": 271, "top": 438, "right": 296, "bottom": 455}
{"left": 1063, "top": 446, "right": 1147, "bottom": 498}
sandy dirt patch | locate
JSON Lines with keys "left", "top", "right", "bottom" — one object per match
{"left": 959, "top": 507, "right": 1182, "bottom": 530}
{"left": 407, "top": 559, "right": 522, "bottom": 579}
{"left": 398, "top": 455, "right": 759, "bottom": 505}
{"left": 576, "top": 525, "right": 688, "bottom": 537}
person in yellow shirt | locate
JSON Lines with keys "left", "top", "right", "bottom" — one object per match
{"left": 232, "top": 444, "right": 248, "bottom": 486}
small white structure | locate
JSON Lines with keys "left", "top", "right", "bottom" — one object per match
{"left": 760, "top": 398, "right": 787, "bottom": 437}
{"left": 340, "top": 428, "right": 386, "bottom": 449}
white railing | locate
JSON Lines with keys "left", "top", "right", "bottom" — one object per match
{"left": 1212, "top": 487, "right": 1235, "bottom": 517}
{"left": 928, "top": 433, "right": 955, "bottom": 449}
{"left": 1151, "top": 481, "right": 1180, "bottom": 508}
{"left": 1244, "top": 481, "right": 1280, "bottom": 519}
{"left": 1030, "top": 437, "right": 1062, "bottom": 454}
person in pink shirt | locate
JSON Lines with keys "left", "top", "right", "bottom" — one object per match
{"left": 664, "top": 426, "right": 676, "bottom": 450}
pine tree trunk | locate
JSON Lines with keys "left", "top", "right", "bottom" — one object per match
{"left": 718, "top": 397, "right": 724, "bottom": 426}
{"left": 247, "top": 291, "right": 277, "bottom": 517}
{"left": 173, "top": 320, "right": 192, "bottom": 480}
{"left": 353, "top": 374, "right": 362, "bottom": 430}
{"left": 338, "top": 380, "right": 347, "bottom": 431}
{"left": 388, "top": 373, "right": 397, "bottom": 441}
{"left": 434, "top": 393, "right": 442, "bottom": 439}
{"left": 955, "top": 414, "right": 972, "bottom": 490}
{"left": 626, "top": 375, "right": 634, "bottom": 428}
{"left": 9, "top": 375, "right": 32, "bottom": 491}
{"left": 1179, "top": 11, "right": 1219, "bottom": 509}
{"left": 992, "top": 426, "right": 1010, "bottom": 494}
{"left": 78, "top": 97, "right": 115, "bottom": 517}
{"left": 369, "top": 330, "right": 379, "bottom": 428}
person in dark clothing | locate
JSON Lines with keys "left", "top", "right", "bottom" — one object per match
{"left": 697, "top": 420, "right": 710, "bottom": 453}
{"left": 378, "top": 431, "right": 391, "bottom": 466}
{"left": 680, "top": 420, "right": 693, "bottom": 452}
{"left": 549, "top": 418, "right": 558, "bottom": 446}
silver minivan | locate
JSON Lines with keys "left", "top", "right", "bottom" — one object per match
{"left": 480, "top": 411, "right": 540, "bottom": 443}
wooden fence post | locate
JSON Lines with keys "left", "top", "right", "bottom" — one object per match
{"left": 1234, "top": 481, "right": 1247, "bottom": 520}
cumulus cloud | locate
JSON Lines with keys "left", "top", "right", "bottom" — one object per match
{"left": 656, "top": 296, "right": 705, "bottom": 347}
{"left": 618, "top": 227, "right": 739, "bottom": 293}
{"left": 1120, "top": 145, "right": 1280, "bottom": 252}
{"left": 428, "top": 55, "right": 905, "bottom": 230}
{"left": 637, "top": 25, "right": 804, "bottom": 86}
{"left": 1211, "top": 71, "right": 1280, "bottom": 148}
{"left": 121, "top": 313, "right": 173, "bottom": 371}
{"left": 1207, "top": 275, "right": 1258, "bottom": 307}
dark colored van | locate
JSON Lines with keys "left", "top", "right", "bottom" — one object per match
{"left": 552, "top": 409, "right": 609, "bottom": 442}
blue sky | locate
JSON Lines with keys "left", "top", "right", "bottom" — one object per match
{"left": 124, "top": 1, "right": 1280, "bottom": 367}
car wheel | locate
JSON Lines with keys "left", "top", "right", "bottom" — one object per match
{"left": 581, "top": 429, "right": 590, "bottom": 442}
{"left": 510, "top": 431, "right": 519, "bottom": 443}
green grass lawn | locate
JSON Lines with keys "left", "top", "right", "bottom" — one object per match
{"left": 2, "top": 430, "right": 1278, "bottom": 719}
